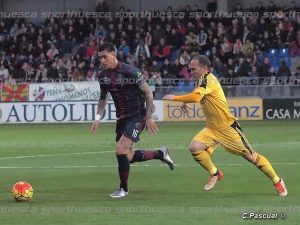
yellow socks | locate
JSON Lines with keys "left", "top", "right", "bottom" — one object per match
{"left": 254, "top": 153, "right": 280, "bottom": 184}
{"left": 192, "top": 150, "right": 217, "bottom": 175}
{"left": 191, "top": 148, "right": 280, "bottom": 184}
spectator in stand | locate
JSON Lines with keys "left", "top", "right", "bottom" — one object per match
{"left": 154, "top": 70, "right": 163, "bottom": 87}
{"left": 37, "top": 52, "right": 48, "bottom": 66}
{"left": 0, "top": 64, "right": 9, "bottom": 82}
{"left": 186, "top": 32, "right": 197, "bottom": 46}
{"left": 294, "top": 66, "right": 300, "bottom": 76}
{"left": 233, "top": 39, "right": 243, "bottom": 54}
{"left": 249, "top": 66, "right": 259, "bottom": 77}
{"left": 135, "top": 40, "right": 150, "bottom": 65}
{"left": 289, "top": 41, "right": 298, "bottom": 57}
{"left": 227, "top": 68, "right": 236, "bottom": 78}
{"left": 36, "top": 42, "right": 46, "bottom": 56}
{"left": 35, "top": 63, "right": 48, "bottom": 83}
{"left": 152, "top": 24, "right": 166, "bottom": 45}
{"left": 169, "top": 59, "right": 182, "bottom": 79}
{"left": 144, "top": 31, "right": 153, "bottom": 49}
{"left": 196, "top": 29, "right": 208, "bottom": 49}
{"left": 141, "top": 65, "right": 150, "bottom": 81}
{"left": 28, "top": 54, "right": 36, "bottom": 68}
{"left": 1, "top": 2, "right": 300, "bottom": 87}
{"left": 118, "top": 39, "right": 130, "bottom": 57}
{"left": 106, "top": 31, "right": 118, "bottom": 45}
{"left": 245, "top": 47, "right": 256, "bottom": 66}
{"left": 126, "top": 23, "right": 135, "bottom": 47}
{"left": 66, "top": 24, "right": 76, "bottom": 43}
{"left": 86, "top": 62, "right": 96, "bottom": 81}
{"left": 86, "top": 40, "right": 97, "bottom": 59}
{"left": 149, "top": 60, "right": 161, "bottom": 77}
{"left": 242, "top": 25, "right": 253, "bottom": 44}
{"left": 153, "top": 38, "right": 171, "bottom": 62}
{"left": 209, "top": 46, "right": 219, "bottom": 62}
{"left": 47, "top": 61, "right": 59, "bottom": 81}
{"left": 179, "top": 50, "right": 191, "bottom": 66}
{"left": 169, "top": 28, "right": 183, "bottom": 51}
{"left": 259, "top": 57, "right": 271, "bottom": 78}
{"left": 137, "top": 54, "right": 150, "bottom": 68}
{"left": 65, "top": 60, "right": 74, "bottom": 81}
{"left": 0, "top": 54, "right": 9, "bottom": 69}
{"left": 242, "top": 39, "right": 254, "bottom": 55}
{"left": 72, "top": 67, "right": 83, "bottom": 81}
{"left": 269, "top": 67, "right": 277, "bottom": 86}
{"left": 0, "top": 35, "right": 8, "bottom": 53}
{"left": 47, "top": 44, "right": 59, "bottom": 61}
{"left": 24, "top": 43, "right": 36, "bottom": 58}
{"left": 162, "top": 59, "right": 172, "bottom": 74}
{"left": 57, "top": 59, "right": 68, "bottom": 80}
{"left": 220, "top": 37, "right": 233, "bottom": 63}
{"left": 223, "top": 58, "right": 236, "bottom": 77}
{"left": 19, "top": 35, "right": 28, "bottom": 55}
{"left": 238, "top": 57, "right": 253, "bottom": 77}
{"left": 77, "top": 18, "right": 89, "bottom": 42}
{"left": 162, "top": 68, "right": 177, "bottom": 86}
{"left": 125, "top": 53, "right": 137, "bottom": 66}
{"left": 179, "top": 65, "right": 191, "bottom": 81}
{"left": 17, "top": 62, "right": 29, "bottom": 82}
{"left": 95, "top": 24, "right": 108, "bottom": 40}
{"left": 133, "top": 32, "right": 142, "bottom": 50}
{"left": 277, "top": 60, "right": 292, "bottom": 77}
{"left": 27, "top": 63, "right": 36, "bottom": 80}
{"left": 9, "top": 23, "right": 19, "bottom": 38}
{"left": 212, "top": 57, "right": 226, "bottom": 77}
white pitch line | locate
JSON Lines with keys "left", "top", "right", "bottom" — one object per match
{"left": 1, "top": 140, "right": 300, "bottom": 160}
{"left": 0, "top": 151, "right": 115, "bottom": 160}
{"left": 0, "top": 162, "right": 299, "bottom": 169}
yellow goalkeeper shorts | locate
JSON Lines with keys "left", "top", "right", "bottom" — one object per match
{"left": 192, "top": 121, "right": 255, "bottom": 156}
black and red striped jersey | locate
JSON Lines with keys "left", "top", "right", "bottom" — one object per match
{"left": 98, "top": 62, "right": 146, "bottom": 119}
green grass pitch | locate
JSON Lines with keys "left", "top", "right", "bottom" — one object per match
{"left": 0, "top": 121, "right": 299, "bottom": 225}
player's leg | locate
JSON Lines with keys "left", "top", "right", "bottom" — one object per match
{"left": 222, "top": 121, "right": 287, "bottom": 196}
{"left": 124, "top": 114, "right": 175, "bottom": 170}
{"left": 190, "top": 128, "right": 223, "bottom": 191}
{"left": 110, "top": 134, "right": 132, "bottom": 198}
{"left": 109, "top": 118, "right": 132, "bottom": 198}
{"left": 243, "top": 152, "right": 287, "bottom": 196}
{"left": 130, "top": 146, "right": 175, "bottom": 170}
{"left": 111, "top": 113, "right": 175, "bottom": 198}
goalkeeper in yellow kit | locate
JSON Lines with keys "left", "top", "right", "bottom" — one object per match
{"left": 163, "top": 55, "right": 287, "bottom": 196}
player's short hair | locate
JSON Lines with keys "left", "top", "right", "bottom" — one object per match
{"left": 99, "top": 42, "right": 115, "bottom": 52}
{"left": 192, "top": 55, "right": 211, "bottom": 68}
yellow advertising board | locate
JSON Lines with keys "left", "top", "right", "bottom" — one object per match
{"left": 163, "top": 97, "right": 263, "bottom": 121}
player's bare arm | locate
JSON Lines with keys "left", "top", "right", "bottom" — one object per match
{"left": 138, "top": 82, "right": 159, "bottom": 134}
{"left": 163, "top": 92, "right": 201, "bottom": 103}
{"left": 91, "top": 90, "right": 107, "bottom": 135}
{"left": 162, "top": 94, "right": 175, "bottom": 101}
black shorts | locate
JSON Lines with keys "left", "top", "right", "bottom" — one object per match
{"left": 115, "top": 113, "right": 146, "bottom": 142}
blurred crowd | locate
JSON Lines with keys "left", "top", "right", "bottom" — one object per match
{"left": 1, "top": 0, "right": 300, "bottom": 86}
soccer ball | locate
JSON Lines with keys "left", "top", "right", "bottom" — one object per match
{"left": 12, "top": 181, "right": 33, "bottom": 201}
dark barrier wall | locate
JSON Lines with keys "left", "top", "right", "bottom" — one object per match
{"left": 264, "top": 99, "right": 300, "bottom": 119}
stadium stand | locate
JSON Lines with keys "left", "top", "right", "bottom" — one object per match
{"left": 0, "top": 1, "right": 300, "bottom": 97}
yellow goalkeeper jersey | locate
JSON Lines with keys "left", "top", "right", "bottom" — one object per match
{"left": 193, "top": 72, "right": 236, "bottom": 129}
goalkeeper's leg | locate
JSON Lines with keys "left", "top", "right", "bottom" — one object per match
{"left": 226, "top": 121, "right": 287, "bottom": 197}
{"left": 244, "top": 152, "right": 287, "bottom": 196}
{"left": 189, "top": 141, "right": 223, "bottom": 191}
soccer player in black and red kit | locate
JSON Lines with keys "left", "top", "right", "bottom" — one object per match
{"left": 91, "top": 42, "right": 175, "bottom": 198}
